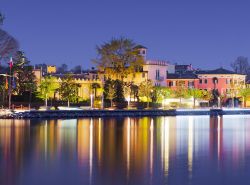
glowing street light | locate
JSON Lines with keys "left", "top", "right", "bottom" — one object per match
{"left": 126, "top": 96, "right": 131, "bottom": 109}
{"left": 90, "top": 94, "right": 93, "bottom": 109}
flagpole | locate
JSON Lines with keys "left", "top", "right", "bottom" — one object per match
{"left": 2, "top": 87, "right": 5, "bottom": 108}
{"left": 8, "top": 66, "right": 11, "bottom": 109}
{"left": 0, "top": 56, "right": 2, "bottom": 107}
{"left": 8, "top": 57, "right": 13, "bottom": 110}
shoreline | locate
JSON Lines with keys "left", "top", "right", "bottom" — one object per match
{"left": 1, "top": 108, "right": 250, "bottom": 119}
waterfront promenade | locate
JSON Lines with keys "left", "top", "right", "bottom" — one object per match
{"left": 1, "top": 108, "right": 250, "bottom": 119}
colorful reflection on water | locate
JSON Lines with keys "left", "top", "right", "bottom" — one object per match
{"left": 1, "top": 116, "right": 250, "bottom": 185}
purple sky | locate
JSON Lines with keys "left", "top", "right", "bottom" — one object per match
{"left": 1, "top": 0, "right": 250, "bottom": 70}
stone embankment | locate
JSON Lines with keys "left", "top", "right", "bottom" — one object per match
{"left": 1, "top": 109, "right": 250, "bottom": 119}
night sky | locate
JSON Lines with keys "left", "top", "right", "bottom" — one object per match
{"left": 1, "top": 0, "right": 250, "bottom": 70}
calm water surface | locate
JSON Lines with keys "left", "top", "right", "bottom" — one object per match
{"left": 1, "top": 115, "right": 250, "bottom": 185}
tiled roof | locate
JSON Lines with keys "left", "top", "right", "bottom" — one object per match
{"left": 134, "top": 45, "right": 148, "bottom": 49}
{"left": 175, "top": 64, "right": 191, "bottom": 70}
{"left": 167, "top": 73, "right": 198, "bottom": 79}
{"left": 196, "top": 68, "right": 240, "bottom": 75}
{"left": 49, "top": 74, "right": 90, "bottom": 80}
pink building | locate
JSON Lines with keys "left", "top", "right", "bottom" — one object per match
{"left": 196, "top": 68, "right": 246, "bottom": 95}
{"left": 166, "top": 73, "right": 199, "bottom": 90}
{"left": 167, "top": 68, "right": 246, "bottom": 96}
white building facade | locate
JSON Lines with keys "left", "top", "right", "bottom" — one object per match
{"left": 135, "top": 45, "right": 175, "bottom": 86}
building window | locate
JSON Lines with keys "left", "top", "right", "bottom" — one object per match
{"left": 204, "top": 79, "right": 208, "bottom": 84}
{"left": 188, "top": 81, "right": 194, "bottom": 87}
{"left": 155, "top": 69, "right": 160, "bottom": 80}
{"left": 142, "top": 73, "right": 145, "bottom": 78}
{"left": 169, "top": 82, "right": 173, "bottom": 87}
{"left": 199, "top": 79, "right": 202, "bottom": 84}
{"left": 155, "top": 83, "right": 160, "bottom": 86}
{"left": 177, "top": 81, "right": 185, "bottom": 87}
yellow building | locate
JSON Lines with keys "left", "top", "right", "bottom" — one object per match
{"left": 32, "top": 68, "right": 102, "bottom": 101}
{"left": 56, "top": 75, "right": 102, "bottom": 100}
{"left": 47, "top": 65, "right": 57, "bottom": 74}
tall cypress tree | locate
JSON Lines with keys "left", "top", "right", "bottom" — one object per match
{"left": 113, "top": 80, "right": 125, "bottom": 103}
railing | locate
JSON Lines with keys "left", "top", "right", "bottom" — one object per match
{"left": 0, "top": 105, "right": 30, "bottom": 117}
{"left": 11, "top": 105, "right": 31, "bottom": 110}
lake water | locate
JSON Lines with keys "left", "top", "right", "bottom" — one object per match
{"left": 1, "top": 116, "right": 250, "bottom": 185}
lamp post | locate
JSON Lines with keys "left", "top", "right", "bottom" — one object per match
{"left": 8, "top": 57, "right": 14, "bottom": 110}
{"left": 101, "top": 93, "right": 104, "bottom": 109}
{"left": 90, "top": 94, "right": 93, "bottom": 109}
{"left": 8, "top": 72, "right": 12, "bottom": 110}
{"left": 127, "top": 96, "right": 130, "bottom": 109}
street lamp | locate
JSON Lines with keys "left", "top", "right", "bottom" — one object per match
{"left": 90, "top": 94, "right": 93, "bottom": 109}
{"left": 101, "top": 93, "right": 104, "bottom": 109}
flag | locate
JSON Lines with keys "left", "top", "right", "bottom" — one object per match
{"left": 9, "top": 57, "right": 13, "bottom": 69}
{"left": 5, "top": 75, "right": 8, "bottom": 90}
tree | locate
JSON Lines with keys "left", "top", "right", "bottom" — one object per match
{"left": 59, "top": 75, "right": 80, "bottom": 107}
{"left": 124, "top": 82, "right": 133, "bottom": 107}
{"left": 188, "top": 88, "right": 203, "bottom": 108}
{"left": 113, "top": 79, "right": 125, "bottom": 103}
{"left": 0, "top": 12, "right": 19, "bottom": 61}
{"left": 0, "top": 75, "right": 7, "bottom": 106}
{"left": 174, "top": 87, "right": 190, "bottom": 105}
{"left": 229, "top": 80, "right": 244, "bottom": 107}
{"left": 239, "top": 88, "right": 250, "bottom": 107}
{"left": 202, "top": 90, "right": 213, "bottom": 102}
{"left": 71, "top": 65, "right": 82, "bottom": 74}
{"left": 231, "top": 56, "right": 249, "bottom": 75}
{"left": 131, "top": 84, "right": 139, "bottom": 102}
{"left": 38, "top": 76, "right": 59, "bottom": 107}
{"left": 94, "top": 37, "right": 145, "bottom": 81}
{"left": 138, "top": 80, "right": 153, "bottom": 108}
{"left": 219, "top": 93, "right": 227, "bottom": 107}
{"left": 13, "top": 51, "right": 37, "bottom": 97}
{"left": 153, "top": 86, "right": 172, "bottom": 104}
{"left": 103, "top": 79, "right": 115, "bottom": 107}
